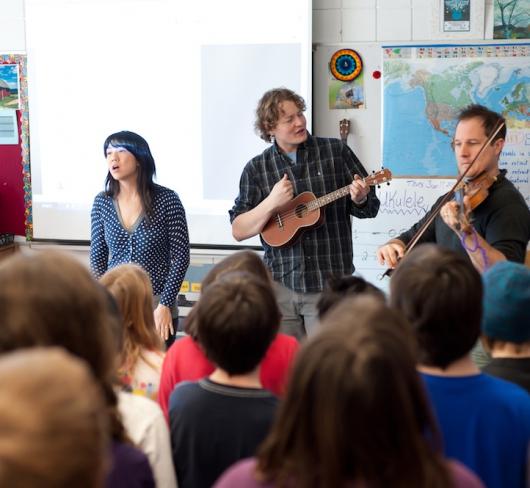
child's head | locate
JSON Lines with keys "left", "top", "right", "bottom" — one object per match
{"left": 390, "top": 244, "right": 483, "bottom": 369}
{"left": 0, "top": 251, "right": 128, "bottom": 442}
{"left": 0, "top": 251, "right": 117, "bottom": 383}
{"left": 0, "top": 348, "right": 108, "bottom": 488}
{"left": 100, "top": 263, "right": 161, "bottom": 360}
{"left": 185, "top": 250, "right": 271, "bottom": 338}
{"left": 196, "top": 271, "right": 280, "bottom": 376}
{"left": 317, "top": 275, "right": 385, "bottom": 319}
{"left": 481, "top": 260, "right": 530, "bottom": 353}
{"left": 257, "top": 295, "right": 448, "bottom": 487}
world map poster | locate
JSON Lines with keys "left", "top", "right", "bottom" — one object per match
{"left": 381, "top": 43, "right": 529, "bottom": 198}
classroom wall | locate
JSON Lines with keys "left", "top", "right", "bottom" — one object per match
{"left": 312, "top": 0, "right": 496, "bottom": 167}
{"left": 1, "top": 0, "right": 526, "bottom": 290}
{"left": 0, "top": 0, "right": 500, "bottom": 51}
{"left": 313, "top": 0, "right": 495, "bottom": 44}
{"left": 1, "top": 0, "right": 499, "bottom": 238}
{"left": 0, "top": 0, "right": 24, "bottom": 52}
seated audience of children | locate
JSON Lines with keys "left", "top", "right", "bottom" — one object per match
{"left": 3, "top": 245, "right": 530, "bottom": 488}
{"left": 216, "top": 296, "right": 484, "bottom": 488}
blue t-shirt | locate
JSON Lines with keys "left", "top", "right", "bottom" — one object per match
{"left": 422, "top": 372, "right": 530, "bottom": 488}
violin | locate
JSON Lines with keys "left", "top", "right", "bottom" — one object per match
{"left": 381, "top": 119, "right": 506, "bottom": 279}
{"left": 453, "top": 171, "right": 497, "bottom": 234}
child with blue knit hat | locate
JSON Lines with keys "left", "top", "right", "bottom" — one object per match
{"left": 481, "top": 260, "right": 530, "bottom": 393}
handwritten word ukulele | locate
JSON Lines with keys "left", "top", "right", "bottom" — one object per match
{"left": 261, "top": 169, "right": 392, "bottom": 248}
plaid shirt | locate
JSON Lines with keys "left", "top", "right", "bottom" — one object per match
{"left": 229, "top": 135, "right": 380, "bottom": 293}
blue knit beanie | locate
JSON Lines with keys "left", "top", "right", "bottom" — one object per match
{"left": 482, "top": 261, "right": 530, "bottom": 343}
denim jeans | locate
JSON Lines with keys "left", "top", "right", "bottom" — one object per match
{"left": 273, "top": 281, "right": 321, "bottom": 341}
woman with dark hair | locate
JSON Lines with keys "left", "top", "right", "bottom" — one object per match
{"left": 90, "top": 131, "right": 190, "bottom": 343}
{"left": 215, "top": 296, "right": 484, "bottom": 488}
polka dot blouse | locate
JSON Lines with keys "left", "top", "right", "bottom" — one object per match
{"left": 90, "top": 184, "right": 190, "bottom": 308}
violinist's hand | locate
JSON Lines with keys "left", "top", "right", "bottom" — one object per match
{"left": 267, "top": 174, "right": 294, "bottom": 211}
{"left": 376, "top": 239, "right": 406, "bottom": 268}
{"left": 349, "top": 174, "right": 370, "bottom": 205}
{"left": 440, "top": 201, "right": 463, "bottom": 233}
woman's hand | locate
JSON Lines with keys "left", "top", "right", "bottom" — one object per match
{"left": 154, "top": 303, "right": 174, "bottom": 341}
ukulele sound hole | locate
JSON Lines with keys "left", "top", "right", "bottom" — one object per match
{"left": 295, "top": 204, "right": 308, "bottom": 218}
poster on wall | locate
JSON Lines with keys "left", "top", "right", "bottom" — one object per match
{"left": 0, "top": 64, "right": 20, "bottom": 110}
{"left": 329, "top": 76, "right": 365, "bottom": 110}
{"left": 0, "top": 110, "right": 18, "bottom": 145}
{"left": 493, "top": 0, "right": 530, "bottom": 39}
{"left": 442, "top": 0, "right": 471, "bottom": 32}
{"left": 381, "top": 43, "right": 530, "bottom": 205}
{"left": 432, "top": 0, "right": 483, "bottom": 38}
{"left": 328, "top": 49, "right": 366, "bottom": 110}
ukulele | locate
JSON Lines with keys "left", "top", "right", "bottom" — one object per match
{"left": 260, "top": 168, "right": 392, "bottom": 248}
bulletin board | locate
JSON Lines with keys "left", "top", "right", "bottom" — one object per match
{"left": 0, "top": 54, "right": 31, "bottom": 238}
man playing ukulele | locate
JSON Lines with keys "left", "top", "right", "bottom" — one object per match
{"left": 230, "top": 88, "right": 380, "bottom": 339}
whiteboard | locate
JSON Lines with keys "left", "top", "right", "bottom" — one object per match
{"left": 352, "top": 178, "right": 455, "bottom": 291}
{"left": 25, "top": 0, "right": 312, "bottom": 245}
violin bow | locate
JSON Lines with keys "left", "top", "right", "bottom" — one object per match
{"left": 381, "top": 119, "right": 505, "bottom": 279}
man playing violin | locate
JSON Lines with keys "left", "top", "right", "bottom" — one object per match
{"left": 377, "top": 104, "right": 530, "bottom": 273}
{"left": 230, "top": 88, "right": 380, "bottom": 339}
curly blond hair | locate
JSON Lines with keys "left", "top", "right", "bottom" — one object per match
{"left": 255, "top": 88, "right": 306, "bottom": 142}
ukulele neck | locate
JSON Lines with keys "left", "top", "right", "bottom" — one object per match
{"left": 306, "top": 185, "right": 352, "bottom": 211}
{"left": 301, "top": 168, "right": 391, "bottom": 213}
